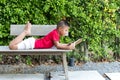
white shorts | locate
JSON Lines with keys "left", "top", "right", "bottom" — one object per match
{"left": 17, "top": 37, "right": 35, "bottom": 50}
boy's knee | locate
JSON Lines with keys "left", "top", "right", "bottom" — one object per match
{"left": 9, "top": 44, "right": 13, "bottom": 50}
{"left": 9, "top": 44, "right": 17, "bottom": 50}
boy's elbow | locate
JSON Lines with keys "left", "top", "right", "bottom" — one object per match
{"left": 54, "top": 42, "right": 61, "bottom": 49}
{"left": 55, "top": 45, "right": 61, "bottom": 49}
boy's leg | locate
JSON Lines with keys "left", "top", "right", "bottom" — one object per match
{"left": 9, "top": 22, "right": 31, "bottom": 50}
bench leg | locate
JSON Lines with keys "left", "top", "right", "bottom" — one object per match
{"left": 62, "top": 53, "right": 69, "bottom": 80}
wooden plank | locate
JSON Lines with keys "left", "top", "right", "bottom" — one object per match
{"left": 0, "top": 46, "right": 71, "bottom": 52}
{"left": 10, "top": 25, "right": 56, "bottom": 36}
{"left": 0, "top": 52, "right": 62, "bottom": 55}
{"left": 0, "top": 46, "right": 71, "bottom": 55}
{"left": 62, "top": 53, "right": 69, "bottom": 80}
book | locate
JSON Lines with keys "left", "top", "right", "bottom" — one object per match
{"left": 68, "top": 38, "right": 82, "bottom": 46}
{"left": 74, "top": 38, "right": 82, "bottom": 46}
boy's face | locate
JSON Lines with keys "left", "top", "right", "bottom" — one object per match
{"left": 58, "top": 26, "right": 69, "bottom": 36}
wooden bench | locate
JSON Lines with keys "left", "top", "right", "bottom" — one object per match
{"left": 0, "top": 25, "right": 72, "bottom": 80}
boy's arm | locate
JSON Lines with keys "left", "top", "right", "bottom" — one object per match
{"left": 54, "top": 41, "right": 75, "bottom": 50}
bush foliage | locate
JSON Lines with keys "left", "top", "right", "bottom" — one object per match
{"left": 0, "top": 0, "right": 120, "bottom": 62}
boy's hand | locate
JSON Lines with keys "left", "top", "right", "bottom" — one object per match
{"left": 68, "top": 42, "right": 75, "bottom": 50}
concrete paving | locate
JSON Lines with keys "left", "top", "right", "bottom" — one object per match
{"left": 0, "top": 71, "right": 107, "bottom": 80}
{"left": 105, "top": 73, "right": 120, "bottom": 80}
{"left": 51, "top": 70, "right": 105, "bottom": 80}
{"left": 0, "top": 74, "right": 44, "bottom": 80}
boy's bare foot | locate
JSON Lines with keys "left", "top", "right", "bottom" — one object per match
{"left": 24, "top": 21, "right": 31, "bottom": 35}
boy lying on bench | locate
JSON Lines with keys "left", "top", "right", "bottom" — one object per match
{"left": 9, "top": 20, "right": 75, "bottom": 50}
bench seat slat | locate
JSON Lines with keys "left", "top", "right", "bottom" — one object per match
{"left": 0, "top": 46, "right": 71, "bottom": 55}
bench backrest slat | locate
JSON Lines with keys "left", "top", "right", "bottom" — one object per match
{"left": 10, "top": 25, "right": 57, "bottom": 36}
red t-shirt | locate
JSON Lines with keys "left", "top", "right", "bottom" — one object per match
{"left": 34, "top": 29, "right": 60, "bottom": 49}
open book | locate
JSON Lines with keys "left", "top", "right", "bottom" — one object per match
{"left": 68, "top": 38, "right": 82, "bottom": 46}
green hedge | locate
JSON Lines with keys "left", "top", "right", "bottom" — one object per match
{"left": 0, "top": 0, "right": 120, "bottom": 61}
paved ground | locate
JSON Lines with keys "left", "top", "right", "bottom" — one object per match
{"left": 0, "top": 74, "right": 44, "bottom": 80}
{"left": 0, "top": 71, "right": 105, "bottom": 80}
{"left": 0, "top": 61, "right": 120, "bottom": 80}
{"left": 51, "top": 71, "right": 105, "bottom": 80}
{"left": 105, "top": 73, "right": 120, "bottom": 80}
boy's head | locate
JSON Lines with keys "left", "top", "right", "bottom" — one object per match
{"left": 57, "top": 20, "right": 70, "bottom": 36}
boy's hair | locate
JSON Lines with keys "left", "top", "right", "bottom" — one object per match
{"left": 57, "top": 20, "right": 69, "bottom": 28}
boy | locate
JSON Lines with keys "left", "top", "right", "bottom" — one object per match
{"left": 9, "top": 20, "right": 75, "bottom": 50}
